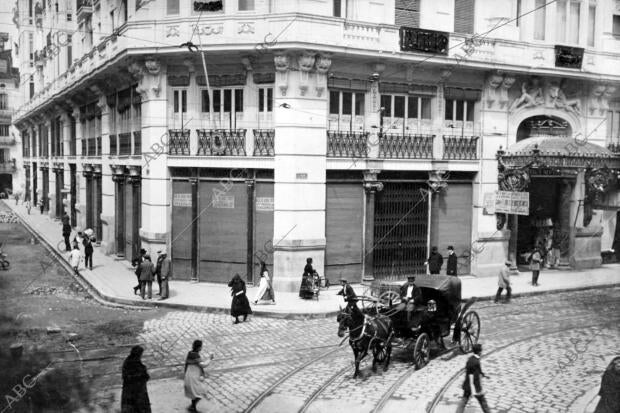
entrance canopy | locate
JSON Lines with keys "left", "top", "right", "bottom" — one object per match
{"left": 499, "top": 136, "right": 620, "bottom": 171}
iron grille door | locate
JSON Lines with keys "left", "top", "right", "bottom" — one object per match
{"left": 373, "top": 182, "right": 428, "bottom": 280}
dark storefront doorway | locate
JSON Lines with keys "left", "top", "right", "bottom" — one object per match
{"left": 373, "top": 182, "right": 429, "bottom": 280}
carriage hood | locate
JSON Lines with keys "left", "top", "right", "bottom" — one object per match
{"left": 413, "top": 274, "right": 462, "bottom": 309}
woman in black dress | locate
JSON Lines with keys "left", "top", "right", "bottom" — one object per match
{"left": 228, "top": 273, "right": 252, "bottom": 324}
{"left": 121, "top": 345, "right": 151, "bottom": 413}
{"left": 299, "top": 257, "right": 316, "bottom": 299}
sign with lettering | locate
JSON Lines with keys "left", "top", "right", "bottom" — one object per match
{"left": 213, "top": 195, "right": 234, "bottom": 208}
{"left": 495, "top": 191, "right": 529, "bottom": 216}
{"left": 296, "top": 173, "right": 308, "bottom": 180}
{"left": 256, "top": 197, "right": 274, "bottom": 211}
{"left": 173, "top": 193, "right": 192, "bottom": 207}
{"left": 483, "top": 192, "right": 495, "bottom": 215}
{"left": 400, "top": 27, "right": 449, "bottom": 55}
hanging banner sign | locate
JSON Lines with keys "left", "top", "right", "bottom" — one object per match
{"left": 495, "top": 191, "right": 529, "bottom": 215}
{"left": 173, "top": 193, "right": 192, "bottom": 207}
{"left": 213, "top": 195, "right": 234, "bottom": 208}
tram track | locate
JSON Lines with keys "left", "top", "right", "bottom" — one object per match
{"left": 295, "top": 297, "right": 620, "bottom": 413}
{"left": 426, "top": 318, "right": 620, "bottom": 412}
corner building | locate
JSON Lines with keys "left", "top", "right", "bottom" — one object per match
{"left": 14, "top": 0, "right": 620, "bottom": 292}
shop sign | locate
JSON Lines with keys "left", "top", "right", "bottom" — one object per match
{"left": 173, "top": 193, "right": 192, "bottom": 207}
{"left": 213, "top": 195, "right": 234, "bottom": 208}
{"left": 483, "top": 192, "right": 495, "bottom": 215}
{"left": 399, "top": 27, "right": 449, "bottom": 55}
{"left": 256, "top": 197, "right": 274, "bottom": 211}
{"left": 495, "top": 191, "right": 529, "bottom": 216}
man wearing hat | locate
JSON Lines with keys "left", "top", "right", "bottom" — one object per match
{"left": 456, "top": 343, "right": 491, "bottom": 413}
{"left": 337, "top": 278, "right": 358, "bottom": 310}
{"left": 156, "top": 248, "right": 171, "bottom": 300}
{"left": 494, "top": 261, "right": 512, "bottom": 304}
{"left": 446, "top": 246, "right": 458, "bottom": 276}
{"left": 399, "top": 275, "right": 422, "bottom": 328}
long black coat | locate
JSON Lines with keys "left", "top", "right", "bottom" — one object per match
{"left": 446, "top": 253, "right": 458, "bottom": 276}
{"left": 427, "top": 252, "right": 444, "bottom": 273}
{"left": 228, "top": 276, "right": 252, "bottom": 317}
{"left": 121, "top": 357, "right": 151, "bottom": 413}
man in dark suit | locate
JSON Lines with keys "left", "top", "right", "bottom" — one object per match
{"left": 446, "top": 246, "right": 458, "bottom": 276}
{"left": 426, "top": 246, "right": 443, "bottom": 274}
{"left": 398, "top": 275, "right": 423, "bottom": 329}
{"left": 456, "top": 343, "right": 491, "bottom": 413}
{"left": 337, "top": 279, "right": 358, "bottom": 310}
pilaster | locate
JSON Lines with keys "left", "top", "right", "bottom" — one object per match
{"left": 362, "top": 170, "right": 383, "bottom": 282}
{"left": 272, "top": 51, "right": 330, "bottom": 292}
{"left": 132, "top": 57, "right": 168, "bottom": 253}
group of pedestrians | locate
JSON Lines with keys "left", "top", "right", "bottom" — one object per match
{"left": 60, "top": 211, "right": 95, "bottom": 273}
{"left": 121, "top": 340, "right": 214, "bottom": 413}
{"left": 132, "top": 248, "right": 171, "bottom": 300}
{"left": 226, "top": 260, "right": 275, "bottom": 324}
{"left": 425, "top": 245, "right": 459, "bottom": 276}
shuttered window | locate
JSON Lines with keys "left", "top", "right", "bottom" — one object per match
{"left": 395, "top": 0, "right": 420, "bottom": 28}
{"left": 454, "top": 0, "right": 475, "bottom": 34}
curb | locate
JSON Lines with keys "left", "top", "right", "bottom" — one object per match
{"left": 10, "top": 205, "right": 340, "bottom": 319}
{"left": 471, "top": 282, "right": 620, "bottom": 303}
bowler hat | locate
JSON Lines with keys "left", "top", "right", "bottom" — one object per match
{"left": 505, "top": 260, "right": 512, "bottom": 266}
{"left": 473, "top": 343, "right": 482, "bottom": 354}
{"left": 407, "top": 275, "right": 416, "bottom": 280}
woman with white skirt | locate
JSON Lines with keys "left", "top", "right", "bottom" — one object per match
{"left": 184, "top": 340, "right": 213, "bottom": 412}
{"left": 253, "top": 261, "right": 275, "bottom": 304}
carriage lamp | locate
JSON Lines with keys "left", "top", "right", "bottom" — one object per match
{"left": 427, "top": 300, "right": 437, "bottom": 312}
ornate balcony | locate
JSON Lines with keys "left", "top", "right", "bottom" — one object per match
{"left": 109, "top": 134, "right": 117, "bottom": 156}
{"left": 0, "top": 136, "right": 16, "bottom": 145}
{"left": 253, "top": 129, "right": 274, "bottom": 156}
{"left": 76, "top": 0, "right": 93, "bottom": 22}
{"left": 608, "top": 143, "right": 620, "bottom": 155}
{"left": 379, "top": 134, "right": 434, "bottom": 159}
{"left": 168, "top": 129, "right": 190, "bottom": 155}
{"left": 196, "top": 129, "right": 247, "bottom": 156}
{"left": 327, "top": 131, "right": 369, "bottom": 158}
{"left": 119, "top": 133, "right": 132, "bottom": 156}
{"left": 0, "top": 159, "right": 16, "bottom": 173}
{"left": 133, "top": 131, "right": 141, "bottom": 155}
{"left": 442, "top": 136, "right": 479, "bottom": 160}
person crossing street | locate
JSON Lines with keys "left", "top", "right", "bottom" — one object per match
{"left": 455, "top": 343, "right": 491, "bottom": 413}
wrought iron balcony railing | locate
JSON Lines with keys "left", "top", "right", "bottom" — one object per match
{"left": 608, "top": 143, "right": 620, "bottom": 154}
{"left": 379, "top": 133, "right": 434, "bottom": 159}
{"left": 109, "top": 134, "right": 117, "bottom": 156}
{"left": 133, "top": 131, "right": 141, "bottom": 155}
{"left": 118, "top": 133, "right": 132, "bottom": 155}
{"left": 442, "top": 135, "right": 479, "bottom": 160}
{"left": 253, "top": 129, "right": 275, "bottom": 156}
{"left": 327, "top": 131, "right": 369, "bottom": 158}
{"left": 168, "top": 129, "right": 190, "bottom": 155}
{"left": 196, "top": 129, "right": 247, "bottom": 156}
{"left": 0, "top": 159, "right": 16, "bottom": 172}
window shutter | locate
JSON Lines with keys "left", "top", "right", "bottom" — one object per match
{"left": 454, "top": 0, "right": 475, "bottom": 34}
{"left": 395, "top": 0, "right": 420, "bottom": 28}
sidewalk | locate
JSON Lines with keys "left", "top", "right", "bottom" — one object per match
{"left": 4, "top": 200, "right": 620, "bottom": 317}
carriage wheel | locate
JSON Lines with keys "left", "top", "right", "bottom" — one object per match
{"left": 373, "top": 342, "right": 388, "bottom": 363}
{"left": 413, "top": 333, "right": 430, "bottom": 370}
{"left": 379, "top": 290, "right": 401, "bottom": 307}
{"left": 459, "top": 311, "right": 480, "bottom": 353}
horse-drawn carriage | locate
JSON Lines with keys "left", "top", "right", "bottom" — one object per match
{"left": 337, "top": 274, "right": 480, "bottom": 377}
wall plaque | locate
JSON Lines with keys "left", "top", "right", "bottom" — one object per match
{"left": 213, "top": 195, "right": 234, "bottom": 208}
{"left": 173, "top": 193, "right": 192, "bottom": 207}
{"left": 256, "top": 197, "right": 274, "bottom": 211}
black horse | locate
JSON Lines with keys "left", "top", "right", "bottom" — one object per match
{"left": 337, "top": 305, "right": 394, "bottom": 378}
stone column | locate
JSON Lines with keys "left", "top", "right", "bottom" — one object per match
{"left": 45, "top": 118, "right": 57, "bottom": 218}
{"left": 131, "top": 58, "right": 168, "bottom": 254}
{"left": 60, "top": 113, "right": 71, "bottom": 202}
{"left": 73, "top": 107, "right": 87, "bottom": 229}
{"left": 111, "top": 166, "right": 125, "bottom": 256}
{"left": 367, "top": 71, "right": 381, "bottom": 159}
{"left": 362, "top": 170, "right": 383, "bottom": 281}
{"left": 557, "top": 178, "right": 574, "bottom": 267}
{"left": 271, "top": 51, "right": 331, "bottom": 292}
{"left": 98, "top": 97, "right": 115, "bottom": 254}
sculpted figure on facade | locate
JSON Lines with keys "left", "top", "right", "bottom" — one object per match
{"left": 297, "top": 51, "right": 315, "bottom": 96}
{"left": 547, "top": 80, "right": 581, "bottom": 115}
{"left": 498, "top": 76, "right": 515, "bottom": 109}
{"left": 509, "top": 77, "right": 543, "bottom": 112}
{"left": 315, "top": 54, "right": 332, "bottom": 97}
{"left": 274, "top": 54, "right": 290, "bottom": 96}
{"left": 485, "top": 72, "right": 503, "bottom": 109}
{"left": 589, "top": 84, "right": 606, "bottom": 115}
{"left": 600, "top": 85, "right": 617, "bottom": 114}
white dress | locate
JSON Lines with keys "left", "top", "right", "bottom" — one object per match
{"left": 70, "top": 249, "right": 81, "bottom": 268}
{"left": 254, "top": 272, "right": 269, "bottom": 302}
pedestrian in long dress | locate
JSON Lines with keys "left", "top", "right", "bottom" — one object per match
{"left": 228, "top": 273, "right": 252, "bottom": 324}
{"left": 494, "top": 261, "right": 512, "bottom": 304}
{"left": 184, "top": 340, "right": 214, "bottom": 412}
{"left": 139, "top": 255, "right": 155, "bottom": 300}
{"left": 253, "top": 261, "right": 275, "bottom": 305}
{"left": 82, "top": 234, "right": 94, "bottom": 270}
{"left": 25, "top": 200, "right": 31, "bottom": 215}
{"left": 121, "top": 345, "right": 151, "bottom": 413}
{"left": 62, "top": 212, "right": 72, "bottom": 251}
{"left": 69, "top": 245, "right": 81, "bottom": 273}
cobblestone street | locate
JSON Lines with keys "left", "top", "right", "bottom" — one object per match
{"left": 125, "top": 288, "right": 620, "bottom": 413}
